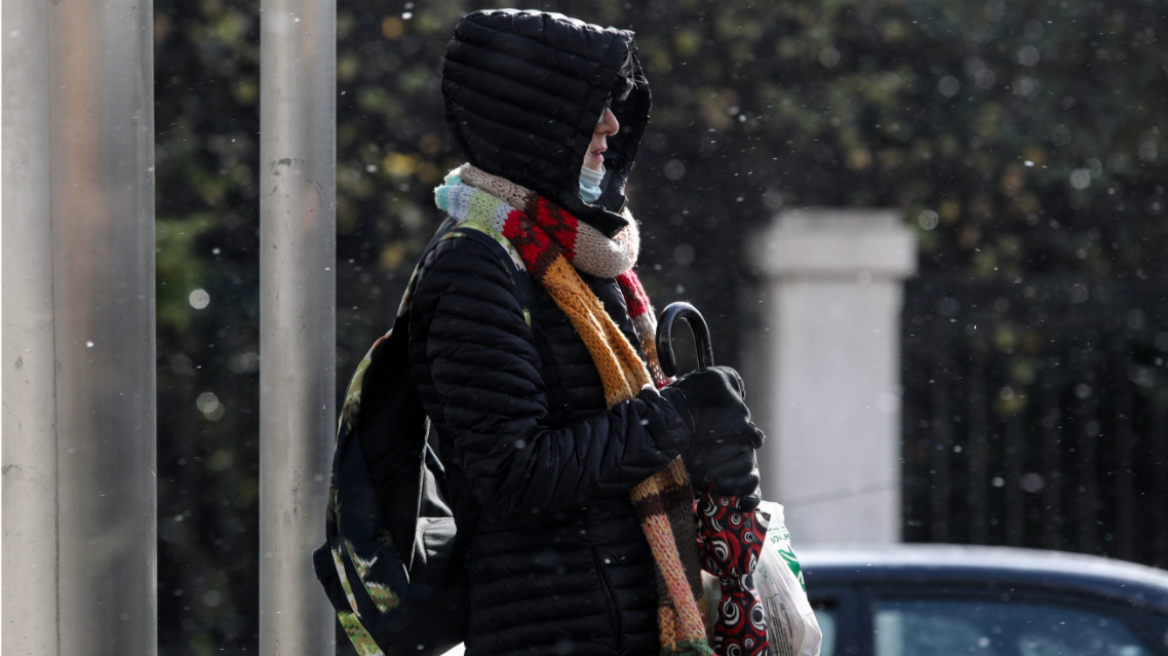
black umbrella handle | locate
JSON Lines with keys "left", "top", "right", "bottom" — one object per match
{"left": 656, "top": 302, "right": 715, "bottom": 378}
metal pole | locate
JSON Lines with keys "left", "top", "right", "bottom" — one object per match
{"left": 258, "top": 0, "right": 337, "bottom": 650}
{"left": 2, "top": 0, "right": 59, "bottom": 652}
{"left": 3, "top": 0, "right": 157, "bottom": 652}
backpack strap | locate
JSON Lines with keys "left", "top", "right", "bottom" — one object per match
{"left": 438, "top": 218, "right": 538, "bottom": 327}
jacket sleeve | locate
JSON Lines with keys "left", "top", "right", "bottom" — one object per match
{"left": 411, "top": 237, "right": 691, "bottom": 526}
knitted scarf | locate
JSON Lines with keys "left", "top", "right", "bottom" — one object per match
{"left": 435, "top": 164, "right": 714, "bottom": 656}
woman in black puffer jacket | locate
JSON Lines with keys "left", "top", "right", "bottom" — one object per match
{"left": 408, "top": 10, "right": 762, "bottom": 656}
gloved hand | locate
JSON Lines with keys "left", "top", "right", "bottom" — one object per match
{"left": 692, "top": 442, "right": 761, "bottom": 500}
{"left": 660, "top": 366, "right": 761, "bottom": 444}
{"left": 660, "top": 366, "right": 765, "bottom": 501}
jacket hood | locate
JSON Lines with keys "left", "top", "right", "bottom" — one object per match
{"left": 441, "top": 9, "right": 651, "bottom": 237}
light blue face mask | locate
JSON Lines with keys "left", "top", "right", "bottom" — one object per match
{"left": 579, "top": 165, "right": 604, "bottom": 204}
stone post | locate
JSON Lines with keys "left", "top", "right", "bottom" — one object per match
{"left": 750, "top": 209, "right": 916, "bottom": 544}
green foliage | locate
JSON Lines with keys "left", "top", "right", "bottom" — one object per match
{"left": 155, "top": 0, "right": 1168, "bottom": 650}
{"left": 332, "top": 0, "right": 1168, "bottom": 365}
{"left": 156, "top": 218, "right": 212, "bottom": 332}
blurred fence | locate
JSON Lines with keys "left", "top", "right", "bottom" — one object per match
{"left": 901, "top": 277, "right": 1168, "bottom": 567}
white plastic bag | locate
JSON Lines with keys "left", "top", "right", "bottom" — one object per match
{"left": 754, "top": 501, "right": 821, "bottom": 656}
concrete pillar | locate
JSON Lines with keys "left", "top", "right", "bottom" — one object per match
{"left": 750, "top": 210, "right": 916, "bottom": 544}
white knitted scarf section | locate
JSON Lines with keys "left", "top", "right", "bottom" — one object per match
{"left": 458, "top": 164, "right": 640, "bottom": 279}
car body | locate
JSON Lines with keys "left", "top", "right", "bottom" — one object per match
{"left": 800, "top": 544, "right": 1168, "bottom": 656}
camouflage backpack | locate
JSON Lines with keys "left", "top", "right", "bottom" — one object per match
{"left": 313, "top": 217, "right": 536, "bottom": 656}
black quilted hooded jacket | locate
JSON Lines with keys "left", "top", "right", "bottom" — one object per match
{"left": 407, "top": 10, "right": 691, "bottom": 656}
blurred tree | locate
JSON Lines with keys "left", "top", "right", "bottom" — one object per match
{"left": 332, "top": 0, "right": 1168, "bottom": 369}
{"left": 154, "top": 0, "right": 261, "bottom": 653}
{"left": 154, "top": 0, "right": 1168, "bottom": 651}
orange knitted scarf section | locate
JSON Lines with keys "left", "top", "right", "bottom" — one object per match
{"left": 519, "top": 217, "right": 713, "bottom": 656}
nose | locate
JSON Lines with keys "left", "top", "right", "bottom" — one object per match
{"left": 595, "top": 108, "right": 619, "bottom": 136}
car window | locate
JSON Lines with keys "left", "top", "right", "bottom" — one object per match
{"left": 813, "top": 605, "right": 838, "bottom": 656}
{"left": 875, "top": 599, "right": 1151, "bottom": 656}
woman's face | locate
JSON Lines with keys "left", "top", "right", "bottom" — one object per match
{"left": 584, "top": 107, "right": 620, "bottom": 172}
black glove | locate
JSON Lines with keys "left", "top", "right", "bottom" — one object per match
{"left": 660, "top": 366, "right": 762, "bottom": 446}
{"left": 715, "top": 455, "right": 761, "bottom": 511}
{"left": 686, "top": 429, "right": 762, "bottom": 497}
{"left": 660, "top": 366, "right": 765, "bottom": 500}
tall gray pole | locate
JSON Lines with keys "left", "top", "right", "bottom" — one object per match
{"left": 3, "top": 0, "right": 157, "bottom": 653}
{"left": 258, "top": 0, "right": 337, "bottom": 651}
{"left": 2, "top": 0, "right": 59, "bottom": 651}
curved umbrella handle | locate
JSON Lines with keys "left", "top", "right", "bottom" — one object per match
{"left": 656, "top": 302, "right": 715, "bottom": 378}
